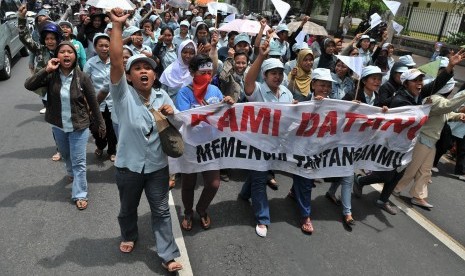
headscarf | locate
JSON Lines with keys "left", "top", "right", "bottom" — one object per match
{"left": 289, "top": 49, "right": 313, "bottom": 96}
{"left": 159, "top": 40, "right": 197, "bottom": 88}
{"left": 317, "top": 38, "right": 336, "bottom": 71}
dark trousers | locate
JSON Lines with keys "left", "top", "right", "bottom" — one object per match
{"left": 115, "top": 166, "right": 180, "bottom": 262}
{"left": 358, "top": 170, "right": 405, "bottom": 203}
{"left": 455, "top": 135, "right": 465, "bottom": 175}
{"left": 181, "top": 170, "right": 220, "bottom": 216}
{"left": 93, "top": 105, "right": 117, "bottom": 155}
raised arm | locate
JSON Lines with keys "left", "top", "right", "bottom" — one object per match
{"left": 245, "top": 36, "right": 270, "bottom": 95}
{"left": 109, "top": 8, "right": 131, "bottom": 84}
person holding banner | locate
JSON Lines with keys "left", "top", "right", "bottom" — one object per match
{"left": 107, "top": 8, "right": 182, "bottom": 272}
{"left": 175, "top": 54, "right": 234, "bottom": 231}
{"left": 342, "top": 65, "right": 383, "bottom": 105}
{"left": 392, "top": 66, "right": 465, "bottom": 208}
{"left": 238, "top": 36, "right": 296, "bottom": 237}
{"left": 354, "top": 50, "right": 465, "bottom": 213}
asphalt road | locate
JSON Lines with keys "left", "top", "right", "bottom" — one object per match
{"left": 0, "top": 56, "right": 464, "bottom": 275}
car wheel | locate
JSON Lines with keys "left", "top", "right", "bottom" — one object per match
{"left": 0, "top": 49, "right": 12, "bottom": 80}
{"left": 20, "top": 46, "right": 29, "bottom": 57}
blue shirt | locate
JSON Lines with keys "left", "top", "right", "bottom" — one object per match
{"left": 110, "top": 74, "right": 178, "bottom": 173}
{"left": 330, "top": 73, "right": 354, "bottom": 100}
{"left": 175, "top": 84, "right": 223, "bottom": 111}
{"left": 246, "top": 82, "right": 294, "bottom": 103}
{"left": 83, "top": 56, "right": 111, "bottom": 112}
{"left": 59, "top": 70, "right": 74, "bottom": 132}
{"left": 130, "top": 44, "right": 153, "bottom": 56}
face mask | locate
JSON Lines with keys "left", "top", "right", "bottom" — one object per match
{"left": 192, "top": 73, "right": 212, "bottom": 105}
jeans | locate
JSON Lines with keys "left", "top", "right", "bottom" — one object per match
{"left": 239, "top": 170, "right": 270, "bottom": 225}
{"left": 292, "top": 175, "right": 313, "bottom": 218}
{"left": 327, "top": 176, "right": 353, "bottom": 215}
{"left": 359, "top": 170, "right": 405, "bottom": 203}
{"left": 52, "top": 127, "right": 89, "bottom": 200}
{"left": 115, "top": 166, "right": 180, "bottom": 263}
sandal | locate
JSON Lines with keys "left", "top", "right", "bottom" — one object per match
{"left": 343, "top": 214, "right": 356, "bottom": 226}
{"left": 301, "top": 217, "right": 314, "bottom": 234}
{"left": 52, "top": 152, "right": 61, "bottom": 161}
{"left": 267, "top": 178, "right": 279, "bottom": 190}
{"left": 94, "top": 149, "right": 103, "bottom": 157}
{"left": 181, "top": 215, "right": 193, "bottom": 231}
{"left": 75, "top": 199, "right": 88, "bottom": 210}
{"left": 199, "top": 213, "right": 211, "bottom": 230}
{"left": 119, "top": 241, "right": 134, "bottom": 253}
{"left": 325, "top": 192, "right": 341, "bottom": 206}
{"left": 162, "top": 260, "right": 183, "bottom": 272}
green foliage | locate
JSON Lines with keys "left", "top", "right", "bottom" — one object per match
{"left": 394, "top": 16, "right": 409, "bottom": 35}
{"left": 449, "top": 0, "right": 465, "bottom": 13}
{"left": 447, "top": 31, "right": 465, "bottom": 45}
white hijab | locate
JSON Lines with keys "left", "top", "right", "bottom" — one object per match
{"left": 159, "top": 40, "right": 197, "bottom": 88}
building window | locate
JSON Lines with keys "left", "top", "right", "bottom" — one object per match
{"left": 412, "top": 2, "right": 419, "bottom": 7}
{"left": 426, "top": 3, "right": 431, "bottom": 8}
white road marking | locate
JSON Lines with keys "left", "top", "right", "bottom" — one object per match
{"left": 370, "top": 183, "right": 465, "bottom": 261}
{"left": 169, "top": 192, "right": 193, "bottom": 275}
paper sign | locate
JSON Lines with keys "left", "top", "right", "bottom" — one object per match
{"left": 382, "top": 0, "right": 401, "bottom": 16}
{"left": 271, "top": 0, "right": 291, "bottom": 23}
{"left": 392, "top": 20, "right": 404, "bottom": 34}
{"left": 370, "top": 13, "right": 382, "bottom": 30}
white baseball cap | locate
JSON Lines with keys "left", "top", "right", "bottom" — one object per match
{"left": 261, "top": 58, "right": 284, "bottom": 73}
{"left": 312, "top": 68, "right": 336, "bottom": 82}
{"left": 400, "top": 69, "right": 425, "bottom": 84}
{"left": 399, "top": 55, "right": 416, "bottom": 67}
{"left": 126, "top": 54, "right": 157, "bottom": 72}
{"left": 361, "top": 66, "right": 382, "bottom": 78}
{"left": 180, "top": 20, "right": 190, "bottom": 27}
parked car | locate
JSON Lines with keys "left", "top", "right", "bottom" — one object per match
{"left": 0, "top": 0, "right": 28, "bottom": 80}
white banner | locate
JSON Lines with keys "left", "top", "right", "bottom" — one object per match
{"left": 168, "top": 100, "right": 430, "bottom": 178}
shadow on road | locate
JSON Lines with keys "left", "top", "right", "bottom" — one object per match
{"left": 14, "top": 103, "right": 43, "bottom": 112}
{"left": 36, "top": 213, "right": 173, "bottom": 275}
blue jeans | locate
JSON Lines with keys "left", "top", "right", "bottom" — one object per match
{"left": 292, "top": 175, "right": 313, "bottom": 218}
{"left": 115, "top": 166, "right": 180, "bottom": 263}
{"left": 239, "top": 170, "right": 270, "bottom": 225}
{"left": 52, "top": 127, "right": 89, "bottom": 200}
{"left": 328, "top": 176, "right": 353, "bottom": 215}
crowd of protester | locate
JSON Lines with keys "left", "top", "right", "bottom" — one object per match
{"left": 18, "top": 0, "right": 465, "bottom": 272}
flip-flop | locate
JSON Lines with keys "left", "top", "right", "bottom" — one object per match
{"left": 75, "top": 199, "right": 88, "bottom": 210}
{"left": 52, "top": 152, "right": 61, "bottom": 161}
{"left": 181, "top": 215, "right": 193, "bottom": 231}
{"left": 119, "top": 241, "right": 134, "bottom": 253}
{"left": 162, "top": 260, "right": 183, "bottom": 272}
{"left": 301, "top": 217, "right": 314, "bottom": 235}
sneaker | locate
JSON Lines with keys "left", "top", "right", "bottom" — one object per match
{"left": 255, "top": 224, "right": 267, "bottom": 237}
{"left": 458, "top": 175, "right": 465, "bottom": 181}
{"left": 411, "top": 198, "right": 433, "bottom": 208}
{"left": 352, "top": 174, "right": 363, "bottom": 198}
{"left": 431, "top": 167, "right": 439, "bottom": 173}
{"left": 39, "top": 107, "right": 46, "bottom": 114}
{"left": 376, "top": 200, "right": 397, "bottom": 215}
